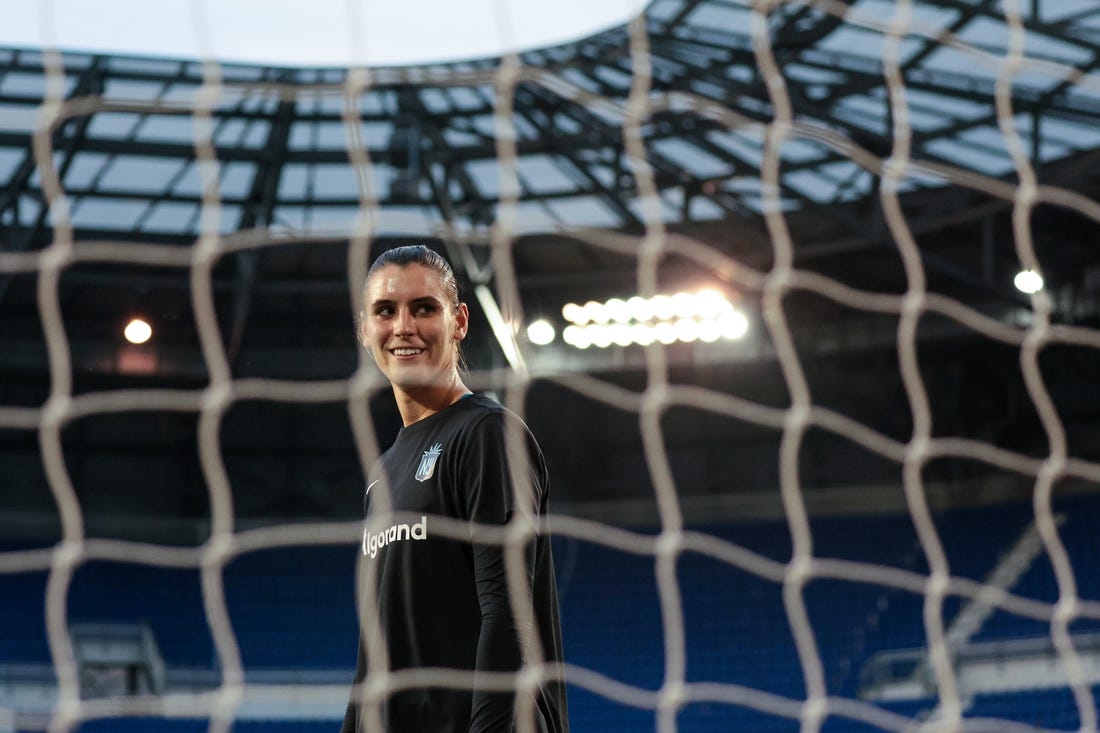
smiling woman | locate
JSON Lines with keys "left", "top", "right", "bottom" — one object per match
{"left": 3, "top": 0, "right": 647, "bottom": 67}
{"left": 345, "top": 245, "right": 569, "bottom": 733}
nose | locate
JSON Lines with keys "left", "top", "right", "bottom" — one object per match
{"left": 393, "top": 307, "right": 415, "bottom": 337}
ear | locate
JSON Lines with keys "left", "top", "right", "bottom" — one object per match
{"left": 454, "top": 302, "right": 470, "bottom": 341}
{"left": 357, "top": 312, "right": 378, "bottom": 364}
{"left": 356, "top": 311, "right": 368, "bottom": 347}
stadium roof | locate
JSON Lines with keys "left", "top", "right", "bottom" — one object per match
{"left": 2, "top": 0, "right": 1098, "bottom": 366}
{"left": 1, "top": 0, "right": 1097, "bottom": 241}
{"left": 2, "top": 0, "right": 1100, "bottom": 528}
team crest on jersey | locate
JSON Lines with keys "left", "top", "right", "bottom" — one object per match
{"left": 415, "top": 443, "right": 443, "bottom": 482}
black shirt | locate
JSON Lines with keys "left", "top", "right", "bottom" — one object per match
{"left": 342, "top": 394, "right": 568, "bottom": 733}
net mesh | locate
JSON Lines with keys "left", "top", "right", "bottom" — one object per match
{"left": 2, "top": 0, "right": 1100, "bottom": 732}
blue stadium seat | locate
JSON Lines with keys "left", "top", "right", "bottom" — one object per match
{"left": 5, "top": 498, "right": 1097, "bottom": 732}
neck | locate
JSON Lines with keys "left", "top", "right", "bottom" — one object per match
{"left": 392, "top": 374, "right": 471, "bottom": 426}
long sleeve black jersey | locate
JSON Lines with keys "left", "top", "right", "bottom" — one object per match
{"left": 342, "top": 394, "right": 568, "bottom": 733}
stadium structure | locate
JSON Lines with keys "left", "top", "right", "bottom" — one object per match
{"left": 2, "top": 1, "right": 1100, "bottom": 731}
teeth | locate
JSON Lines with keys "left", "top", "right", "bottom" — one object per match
{"left": 393, "top": 348, "right": 424, "bottom": 356}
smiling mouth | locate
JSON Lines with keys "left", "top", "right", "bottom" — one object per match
{"left": 391, "top": 348, "right": 425, "bottom": 357}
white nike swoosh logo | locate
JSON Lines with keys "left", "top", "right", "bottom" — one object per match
{"left": 366, "top": 479, "right": 380, "bottom": 497}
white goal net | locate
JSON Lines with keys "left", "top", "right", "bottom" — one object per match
{"left": 2, "top": 1, "right": 1100, "bottom": 732}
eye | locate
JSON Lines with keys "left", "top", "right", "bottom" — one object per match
{"left": 414, "top": 303, "right": 439, "bottom": 315}
{"left": 374, "top": 305, "right": 395, "bottom": 317}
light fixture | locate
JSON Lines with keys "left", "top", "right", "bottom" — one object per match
{"left": 672, "top": 292, "right": 697, "bottom": 319}
{"left": 561, "top": 302, "right": 586, "bottom": 324}
{"left": 588, "top": 325, "right": 612, "bottom": 349}
{"left": 559, "top": 290, "right": 749, "bottom": 348}
{"left": 654, "top": 321, "right": 677, "bottom": 345}
{"left": 124, "top": 318, "right": 152, "bottom": 345}
{"left": 563, "top": 325, "right": 590, "bottom": 349}
{"left": 626, "top": 296, "right": 651, "bottom": 322}
{"left": 650, "top": 294, "right": 675, "bottom": 321}
{"left": 605, "top": 298, "right": 631, "bottom": 323}
{"left": 609, "top": 323, "right": 633, "bottom": 347}
{"left": 584, "top": 300, "right": 609, "bottom": 324}
{"left": 526, "top": 319, "right": 556, "bottom": 345}
{"left": 696, "top": 289, "right": 731, "bottom": 318}
{"left": 1014, "top": 269, "right": 1043, "bottom": 294}
{"left": 674, "top": 318, "right": 699, "bottom": 342}
{"left": 719, "top": 310, "right": 749, "bottom": 340}
{"left": 631, "top": 323, "right": 656, "bottom": 346}
{"left": 698, "top": 319, "right": 722, "bottom": 343}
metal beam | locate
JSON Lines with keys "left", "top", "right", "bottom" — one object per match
{"left": 513, "top": 85, "right": 644, "bottom": 229}
{"left": 225, "top": 88, "right": 297, "bottom": 368}
{"left": 0, "top": 58, "right": 105, "bottom": 306}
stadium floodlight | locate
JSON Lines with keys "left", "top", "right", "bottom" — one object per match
{"left": 674, "top": 318, "right": 699, "bottom": 343}
{"left": 605, "top": 298, "right": 632, "bottom": 323}
{"left": 561, "top": 302, "right": 586, "bottom": 325}
{"left": 584, "top": 300, "right": 610, "bottom": 324}
{"left": 650, "top": 295, "right": 676, "bottom": 321}
{"left": 720, "top": 310, "right": 750, "bottom": 340}
{"left": 123, "top": 318, "right": 152, "bottom": 345}
{"left": 654, "top": 321, "right": 678, "bottom": 345}
{"left": 696, "top": 289, "right": 732, "bottom": 318}
{"left": 631, "top": 323, "right": 656, "bottom": 346}
{"left": 1014, "top": 269, "right": 1044, "bottom": 294}
{"left": 672, "top": 292, "right": 697, "bottom": 319}
{"left": 608, "top": 324, "right": 634, "bottom": 347}
{"left": 562, "top": 325, "right": 590, "bottom": 349}
{"left": 698, "top": 319, "right": 722, "bottom": 343}
{"left": 558, "top": 290, "right": 749, "bottom": 348}
{"left": 527, "top": 320, "right": 556, "bottom": 345}
{"left": 588, "top": 325, "right": 612, "bottom": 349}
{"left": 626, "top": 296, "right": 652, "bottom": 322}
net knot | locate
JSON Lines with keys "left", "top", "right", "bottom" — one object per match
{"left": 657, "top": 680, "right": 686, "bottom": 712}
{"left": 1053, "top": 596, "right": 1080, "bottom": 625}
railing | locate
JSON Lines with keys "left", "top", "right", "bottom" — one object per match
{"left": 859, "top": 632, "right": 1100, "bottom": 702}
{"left": 70, "top": 621, "right": 166, "bottom": 698}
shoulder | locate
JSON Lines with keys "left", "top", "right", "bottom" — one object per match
{"left": 458, "top": 395, "right": 539, "bottom": 444}
{"left": 442, "top": 396, "right": 546, "bottom": 472}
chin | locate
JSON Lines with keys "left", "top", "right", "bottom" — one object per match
{"left": 387, "top": 365, "right": 445, "bottom": 390}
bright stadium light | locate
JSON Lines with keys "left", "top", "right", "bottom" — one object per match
{"left": 526, "top": 319, "right": 556, "bottom": 345}
{"left": 654, "top": 321, "right": 677, "bottom": 345}
{"left": 720, "top": 310, "right": 750, "bottom": 340}
{"left": 562, "top": 302, "right": 586, "bottom": 325}
{"left": 626, "top": 296, "right": 651, "bottom": 322}
{"left": 1014, "top": 269, "right": 1044, "bottom": 294}
{"left": 605, "top": 298, "right": 631, "bottom": 323}
{"left": 696, "top": 289, "right": 731, "bottom": 318}
{"left": 608, "top": 323, "right": 633, "bottom": 347}
{"left": 588, "top": 324, "right": 612, "bottom": 349}
{"left": 124, "top": 318, "right": 152, "bottom": 345}
{"left": 674, "top": 318, "right": 699, "bottom": 342}
{"left": 672, "top": 292, "right": 697, "bottom": 319}
{"left": 650, "top": 294, "right": 675, "bottom": 321}
{"left": 698, "top": 319, "right": 722, "bottom": 342}
{"left": 557, "top": 290, "right": 750, "bottom": 348}
{"left": 584, "top": 300, "right": 609, "bottom": 324}
{"left": 631, "top": 323, "right": 656, "bottom": 346}
{"left": 563, "top": 325, "right": 590, "bottom": 349}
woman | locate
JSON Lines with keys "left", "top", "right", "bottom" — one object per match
{"left": 342, "top": 245, "right": 568, "bottom": 733}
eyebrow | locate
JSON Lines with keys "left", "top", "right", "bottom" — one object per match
{"left": 369, "top": 295, "right": 442, "bottom": 308}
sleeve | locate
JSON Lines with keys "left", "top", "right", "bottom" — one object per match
{"left": 460, "top": 413, "right": 546, "bottom": 733}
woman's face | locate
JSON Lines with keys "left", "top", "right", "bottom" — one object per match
{"left": 361, "top": 263, "right": 468, "bottom": 391}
